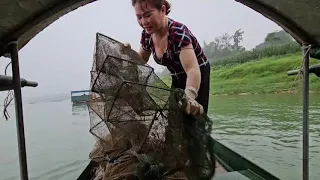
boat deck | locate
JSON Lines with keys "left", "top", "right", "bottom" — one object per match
{"left": 77, "top": 159, "right": 268, "bottom": 180}
{"left": 78, "top": 141, "right": 277, "bottom": 180}
{"left": 214, "top": 160, "right": 266, "bottom": 180}
{"left": 214, "top": 170, "right": 260, "bottom": 180}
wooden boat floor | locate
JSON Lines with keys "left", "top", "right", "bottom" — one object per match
{"left": 78, "top": 160, "right": 266, "bottom": 180}
{"left": 214, "top": 161, "right": 265, "bottom": 180}
{"left": 215, "top": 160, "right": 228, "bottom": 174}
{"left": 214, "top": 169, "right": 266, "bottom": 180}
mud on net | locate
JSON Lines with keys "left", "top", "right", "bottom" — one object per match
{"left": 87, "top": 33, "right": 215, "bottom": 180}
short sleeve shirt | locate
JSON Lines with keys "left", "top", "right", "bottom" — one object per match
{"left": 140, "top": 18, "right": 209, "bottom": 78}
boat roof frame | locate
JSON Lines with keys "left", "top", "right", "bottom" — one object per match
{"left": 0, "top": 0, "right": 320, "bottom": 58}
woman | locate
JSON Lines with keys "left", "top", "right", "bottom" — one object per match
{"left": 124, "top": 0, "right": 211, "bottom": 116}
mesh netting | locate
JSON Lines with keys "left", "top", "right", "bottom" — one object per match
{"left": 87, "top": 33, "right": 215, "bottom": 180}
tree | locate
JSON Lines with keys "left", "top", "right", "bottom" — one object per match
{"left": 255, "top": 30, "right": 294, "bottom": 49}
{"left": 203, "top": 29, "right": 245, "bottom": 62}
{"left": 232, "top": 29, "right": 245, "bottom": 51}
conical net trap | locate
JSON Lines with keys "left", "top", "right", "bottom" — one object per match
{"left": 87, "top": 33, "right": 215, "bottom": 180}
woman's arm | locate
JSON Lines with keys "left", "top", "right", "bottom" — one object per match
{"left": 179, "top": 43, "right": 203, "bottom": 115}
{"left": 179, "top": 43, "right": 201, "bottom": 91}
{"left": 122, "top": 43, "right": 151, "bottom": 64}
{"left": 138, "top": 45, "right": 151, "bottom": 64}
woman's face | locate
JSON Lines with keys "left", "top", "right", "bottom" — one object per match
{"left": 134, "top": 2, "right": 166, "bottom": 34}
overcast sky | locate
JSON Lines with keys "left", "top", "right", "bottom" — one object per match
{"left": 0, "top": 0, "right": 282, "bottom": 99}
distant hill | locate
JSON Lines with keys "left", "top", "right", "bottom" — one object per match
{"left": 254, "top": 30, "right": 294, "bottom": 49}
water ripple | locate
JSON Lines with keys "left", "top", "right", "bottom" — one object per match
{"left": 31, "top": 160, "right": 88, "bottom": 180}
{"left": 209, "top": 93, "right": 320, "bottom": 180}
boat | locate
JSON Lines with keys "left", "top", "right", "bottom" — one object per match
{"left": 71, "top": 90, "right": 91, "bottom": 103}
{"left": 0, "top": 1, "right": 319, "bottom": 180}
{"left": 77, "top": 138, "right": 280, "bottom": 180}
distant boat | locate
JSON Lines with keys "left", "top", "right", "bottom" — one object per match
{"left": 70, "top": 90, "right": 91, "bottom": 103}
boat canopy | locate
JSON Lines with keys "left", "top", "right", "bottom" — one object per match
{"left": 0, "top": 0, "right": 320, "bottom": 58}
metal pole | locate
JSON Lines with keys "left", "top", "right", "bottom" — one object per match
{"left": 8, "top": 41, "right": 29, "bottom": 180}
{"left": 302, "top": 44, "right": 310, "bottom": 180}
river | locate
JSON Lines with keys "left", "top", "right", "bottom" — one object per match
{"left": 0, "top": 93, "right": 319, "bottom": 180}
{"left": 209, "top": 93, "right": 320, "bottom": 180}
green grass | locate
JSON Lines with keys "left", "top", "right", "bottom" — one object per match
{"left": 211, "top": 53, "right": 320, "bottom": 95}
{"left": 159, "top": 53, "right": 320, "bottom": 95}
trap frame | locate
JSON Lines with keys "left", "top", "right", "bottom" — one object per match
{"left": 86, "top": 33, "right": 215, "bottom": 180}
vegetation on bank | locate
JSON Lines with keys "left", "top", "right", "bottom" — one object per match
{"left": 160, "top": 53, "right": 320, "bottom": 95}
{"left": 158, "top": 29, "right": 320, "bottom": 95}
{"left": 211, "top": 42, "right": 300, "bottom": 67}
{"left": 210, "top": 53, "right": 320, "bottom": 95}
{"left": 203, "top": 28, "right": 301, "bottom": 67}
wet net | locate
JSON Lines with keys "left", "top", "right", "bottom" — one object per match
{"left": 87, "top": 33, "right": 215, "bottom": 180}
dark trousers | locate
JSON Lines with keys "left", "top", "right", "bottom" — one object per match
{"left": 168, "top": 63, "right": 214, "bottom": 179}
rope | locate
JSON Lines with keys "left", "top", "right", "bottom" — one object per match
{"left": 290, "top": 44, "right": 312, "bottom": 91}
{"left": 291, "top": 44, "right": 312, "bottom": 128}
{"left": 2, "top": 41, "right": 19, "bottom": 120}
{"left": 3, "top": 61, "right": 14, "bottom": 120}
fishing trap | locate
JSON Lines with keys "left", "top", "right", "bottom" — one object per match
{"left": 86, "top": 33, "right": 216, "bottom": 180}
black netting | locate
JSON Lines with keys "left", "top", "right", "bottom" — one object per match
{"left": 87, "top": 33, "right": 215, "bottom": 180}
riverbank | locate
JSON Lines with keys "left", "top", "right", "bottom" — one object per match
{"left": 160, "top": 53, "right": 320, "bottom": 95}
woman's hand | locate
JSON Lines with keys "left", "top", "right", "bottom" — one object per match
{"left": 122, "top": 43, "right": 131, "bottom": 49}
{"left": 121, "top": 42, "right": 150, "bottom": 64}
{"left": 184, "top": 86, "right": 204, "bottom": 115}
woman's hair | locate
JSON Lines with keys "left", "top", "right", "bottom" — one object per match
{"left": 131, "top": 0, "right": 171, "bottom": 15}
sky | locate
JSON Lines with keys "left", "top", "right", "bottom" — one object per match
{"left": 0, "top": 0, "right": 282, "bottom": 99}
